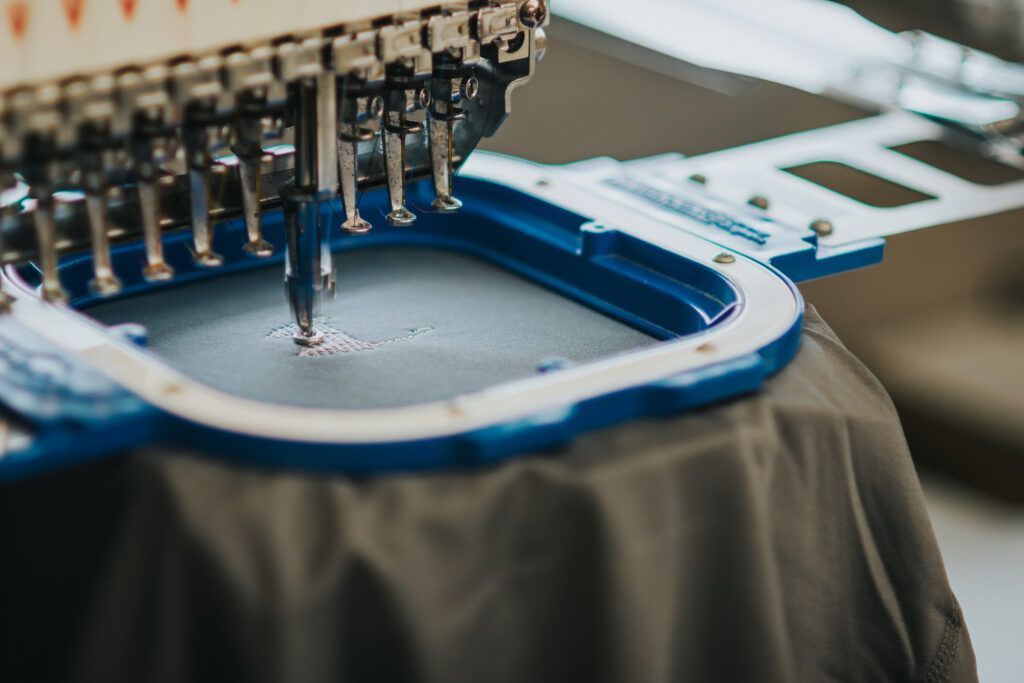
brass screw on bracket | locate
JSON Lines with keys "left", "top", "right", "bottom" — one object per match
{"left": 747, "top": 195, "right": 770, "bottom": 210}
{"left": 809, "top": 219, "right": 834, "bottom": 237}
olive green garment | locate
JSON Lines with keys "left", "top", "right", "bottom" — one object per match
{"left": 0, "top": 308, "right": 975, "bottom": 683}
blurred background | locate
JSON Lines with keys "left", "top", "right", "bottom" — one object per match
{"left": 482, "top": 1, "right": 1024, "bottom": 680}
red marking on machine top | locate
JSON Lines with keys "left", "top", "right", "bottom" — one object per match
{"left": 120, "top": 0, "right": 136, "bottom": 20}
{"left": 7, "top": 1, "right": 27, "bottom": 40}
{"left": 63, "top": 0, "right": 84, "bottom": 30}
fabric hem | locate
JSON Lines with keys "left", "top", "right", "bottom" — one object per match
{"left": 923, "top": 602, "right": 965, "bottom": 683}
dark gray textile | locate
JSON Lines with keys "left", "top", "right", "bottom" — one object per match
{"left": 0, "top": 307, "right": 975, "bottom": 683}
{"left": 85, "top": 248, "right": 656, "bottom": 409}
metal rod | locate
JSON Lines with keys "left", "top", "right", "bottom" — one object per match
{"left": 82, "top": 153, "right": 122, "bottom": 296}
{"left": 338, "top": 120, "right": 370, "bottom": 232}
{"left": 183, "top": 121, "right": 223, "bottom": 267}
{"left": 85, "top": 191, "right": 120, "bottom": 296}
{"left": 30, "top": 187, "right": 67, "bottom": 304}
{"left": 132, "top": 133, "right": 174, "bottom": 282}
{"left": 429, "top": 116, "right": 462, "bottom": 213}
{"left": 283, "top": 192, "right": 325, "bottom": 344}
{"left": 284, "top": 80, "right": 334, "bottom": 345}
{"left": 338, "top": 92, "right": 372, "bottom": 233}
{"left": 234, "top": 111, "right": 273, "bottom": 257}
{"left": 138, "top": 178, "right": 173, "bottom": 281}
{"left": 383, "top": 86, "right": 417, "bottom": 226}
{"left": 315, "top": 71, "right": 339, "bottom": 197}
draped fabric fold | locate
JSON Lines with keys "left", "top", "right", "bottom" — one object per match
{"left": 0, "top": 307, "right": 976, "bottom": 683}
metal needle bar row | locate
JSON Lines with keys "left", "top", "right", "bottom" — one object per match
{"left": 0, "top": 2, "right": 546, "bottom": 311}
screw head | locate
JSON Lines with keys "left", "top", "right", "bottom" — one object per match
{"left": 417, "top": 88, "right": 431, "bottom": 109}
{"left": 461, "top": 75, "right": 480, "bottom": 100}
{"left": 713, "top": 252, "right": 736, "bottom": 264}
{"left": 809, "top": 218, "right": 834, "bottom": 237}
{"left": 368, "top": 95, "right": 384, "bottom": 120}
{"left": 747, "top": 195, "right": 770, "bottom": 210}
{"left": 520, "top": 0, "right": 548, "bottom": 28}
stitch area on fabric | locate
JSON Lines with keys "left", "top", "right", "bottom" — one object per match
{"left": 267, "top": 318, "right": 432, "bottom": 357}
{"left": 923, "top": 603, "right": 965, "bottom": 683}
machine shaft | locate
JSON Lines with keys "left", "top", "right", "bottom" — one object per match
{"left": 283, "top": 193, "right": 327, "bottom": 344}
{"left": 234, "top": 112, "right": 273, "bottom": 257}
{"left": 131, "top": 131, "right": 175, "bottom": 282}
{"left": 338, "top": 92, "right": 374, "bottom": 234}
{"left": 428, "top": 67, "right": 470, "bottom": 214}
{"left": 84, "top": 187, "right": 121, "bottom": 296}
{"left": 428, "top": 116, "right": 461, "bottom": 213}
{"left": 183, "top": 120, "right": 223, "bottom": 267}
{"left": 382, "top": 84, "right": 423, "bottom": 226}
{"left": 284, "top": 79, "right": 335, "bottom": 345}
{"left": 82, "top": 147, "right": 122, "bottom": 296}
{"left": 30, "top": 187, "right": 67, "bottom": 304}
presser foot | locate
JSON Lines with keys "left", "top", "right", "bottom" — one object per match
{"left": 88, "top": 274, "right": 123, "bottom": 297}
{"left": 292, "top": 329, "right": 325, "bottom": 347}
{"left": 142, "top": 263, "right": 175, "bottom": 282}
{"left": 386, "top": 207, "right": 417, "bottom": 226}
{"left": 342, "top": 218, "right": 372, "bottom": 234}
{"left": 432, "top": 196, "right": 463, "bottom": 213}
{"left": 243, "top": 239, "right": 275, "bottom": 258}
{"left": 193, "top": 251, "right": 225, "bottom": 268}
{"left": 39, "top": 283, "right": 69, "bottom": 306}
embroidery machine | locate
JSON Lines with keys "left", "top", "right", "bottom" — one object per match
{"left": 1, "top": 0, "right": 1022, "bottom": 478}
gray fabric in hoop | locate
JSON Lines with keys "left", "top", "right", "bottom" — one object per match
{"left": 85, "top": 247, "right": 657, "bottom": 410}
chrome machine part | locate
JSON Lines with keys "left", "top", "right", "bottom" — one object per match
{"left": 427, "top": 9, "right": 482, "bottom": 212}
{"left": 284, "top": 69, "right": 335, "bottom": 345}
{"left": 380, "top": 20, "right": 433, "bottom": 226}
{"left": 0, "top": 1, "right": 548, "bottom": 330}
{"left": 557, "top": 0, "right": 1024, "bottom": 162}
{"left": 502, "top": 110, "right": 1024, "bottom": 280}
{"left": 173, "top": 56, "right": 232, "bottom": 268}
{"left": 120, "top": 66, "right": 177, "bottom": 283}
{"left": 227, "top": 45, "right": 285, "bottom": 259}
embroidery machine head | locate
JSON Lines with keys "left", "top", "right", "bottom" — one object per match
{"left": 0, "top": 0, "right": 549, "bottom": 341}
